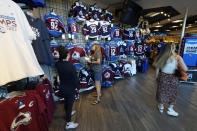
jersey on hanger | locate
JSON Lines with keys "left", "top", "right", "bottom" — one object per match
{"left": 83, "top": 20, "right": 101, "bottom": 40}
{"left": 105, "top": 42, "right": 119, "bottom": 61}
{"left": 134, "top": 42, "right": 145, "bottom": 56}
{"left": 101, "top": 66, "right": 115, "bottom": 87}
{"left": 126, "top": 41, "right": 135, "bottom": 56}
{"left": 100, "top": 21, "right": 112, "bottom": 40}
{"left": 111, "top": 25, "right": 122, "bottom": 41}
{"left": 117, "top": 41, "right": 127, "bottom": 56}
{"left": 44, "top": 13, "right": 66, "bottom": 37}
{"left": 68, "top": 44, "right": 86, "bottom": 64}
{"left": 123, "top": 28, "right": 136, "bottom": 40}
{"left": 67, "top": 18, "right": 79, "bottom": 38}
{"left": 50, "top": 42, "right": 62, "bottom": 61}
{"left": 105, "top": 10, "right": 114, "bottom": 23}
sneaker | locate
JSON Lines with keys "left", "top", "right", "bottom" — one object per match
{"left": 158, "top": 105, "right": 164, "bottom": 113}
{"left": 167, "top": 109, "right": 179, "bottom": 117}
{"left": 71, "top": 110, "right": 76, "bottom": 116}
{"left": 65, "top": 122, "right": 79, "bottom": 130}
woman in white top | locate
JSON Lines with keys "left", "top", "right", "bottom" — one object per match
{"left": 153, "top": 43, "right": 188, "bottom": 117}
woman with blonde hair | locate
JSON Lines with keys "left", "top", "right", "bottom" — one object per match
{"left": 153, "top": 43, "right": 188, "bottom": 117}
{"left": 88, "top": 43, "right": 102, "bottom": 105}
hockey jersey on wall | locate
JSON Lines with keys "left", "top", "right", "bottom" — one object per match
{"left": 135, "top": 28, "right": 142, "bottom": 39}
{"left": 134, "top": 42, "right": 145, "bottom": 56}
{"left": 88, "top": 6, "right": 103, "bottom": 21}
{"left": 123, "top": 28, "right": 136, "bottom": 40}
{"left": 70, "top": 1, "right": 88, "bottom": 22}
{"left": 105, "top": 10, "right": 114, "bottom": 23}
{"left": 50, "top": 42, "right": 62, "bottom": 61}
{"left": 100, "top": 21, "right": 112, "bottom": 40}
{"left": 117, "top": 41, "right": 127, "bottom": 56}
{"left": 44, "top": 13, "right": 66, "bottom": 37}
{"left": 67, "top": 18, "right": 79, "bottom": 39}
{"left": 67, "top": 43, "right": 86, "bottom": 64}
{"left": 111, "top": 24, "right": 122, "bottom": 41}
{"left": 83, "top": 19, "right": 101, "bottom": 40}
{"left": 105, "top": 42, "right": 119, "bottom": 61}
{"left": 126, "top": 41, "right": 135, "bottom": 56}
{"left": 101, "top": 66, "right": 115, "bottom": 87}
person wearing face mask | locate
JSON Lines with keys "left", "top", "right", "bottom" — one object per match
{"left": 88, "top": 44, "right": 102, "bottom": 105}
{"left": 153, "top": 43, "right": 188, "bottom": 117}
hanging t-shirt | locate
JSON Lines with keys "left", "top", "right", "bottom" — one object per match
{"left": 0, "top": 0, "right": 44, "bottom": 86}
{"left": 26, "top": 14, "right": 54, "bottom": 65}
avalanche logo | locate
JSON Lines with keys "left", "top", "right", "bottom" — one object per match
{"left": 31, "top": 27, "right": 40, "bottom": 38}
{"left": 0, "top": 15, "right": 17, "bottom": 32}
{"left": 104, "top": 72, "right": 110, "bottom": 78}
{"left": 88, "top": 78, "right": 94, "bottom": 85}
{"left": 11, "top": 112, "right": 32, "bottom": 131}
{"left": 72, "top": 51, "right": 80, "bottom": 60}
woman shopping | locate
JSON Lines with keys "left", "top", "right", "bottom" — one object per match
{"left": 88, "top": 44, "right": 102, "bottom": 105}
{"left": 153, "top": 43, "right": 188, "bottom": 117}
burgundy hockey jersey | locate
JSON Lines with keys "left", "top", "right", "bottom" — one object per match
{"left": 68, "top": 45, "right": 86, "bottom": 64}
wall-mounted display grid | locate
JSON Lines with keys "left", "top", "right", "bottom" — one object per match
{"left": 36, "top": 0, "right": 107, "bottom": 45}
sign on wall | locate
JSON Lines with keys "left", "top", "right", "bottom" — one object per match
{"left": 183, "top": 38, "right": 197, "bottom": 67}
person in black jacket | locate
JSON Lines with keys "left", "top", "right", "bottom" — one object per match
{"left": 55, "top": 46, "right": 79, "bottom": 130}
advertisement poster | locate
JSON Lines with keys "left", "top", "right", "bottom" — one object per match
{"left": 183, "top": 38, "right": 197, "bottom": 67}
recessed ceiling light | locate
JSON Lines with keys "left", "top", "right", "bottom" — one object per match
{"left": 161, "top": 12, "right": 164, "bottom": 14}
{"left": 168, "top": 15, "right": 170, "bottom": 17}
{"left": 166, "top": 30, "right": 171, "bottom": 31}
{"left": 172, "top": 26, "right": 178, "bottom": 28}
{"left": 164, "top": 13, "right": 167, "bottom": 16}
{"left": 154, "top": 29, "right": 159, "bottom": 31}
{"left": 155, "top": 25, "right": 163, "bottom": 28}
{"left": 168, "top": 18, "right": 171, "bottom": 21}
{"left": 172, "top": 20, "right": 183, "bottom": 23}
{"left": 180, "top": 24, "right": 183, "bottom": 26}
{"left": 188, "top": 24, "right": 192, "bottom": 26}
{"left": 158, "top": 22, "right": 160, "bottom": 24}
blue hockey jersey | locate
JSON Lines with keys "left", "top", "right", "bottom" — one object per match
{"left": 117, "top": 41, "right": 127, "bottom": 55}
{"left": 67, "top": 18, "right": 79, "bottom": 38}
{"left": 123, "top": 28, "right": 136, "bottom": 40}
{"left": 44, "top": 13, "right": 66, "bottom": 37}
{"left": 13, "top": 0, "right": 45, "bottom": 7}
{"left": 105, "top": 42, "right": 119, "bottom": 61}
{"left": 100, "top": 21, "right": 112, "bottom": 40}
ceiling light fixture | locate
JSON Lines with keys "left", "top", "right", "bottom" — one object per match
{"left": 168, "top": 18, "right": 171, "bottom": 21}
{"left": 168, "top": 15, "right": 170, "bottom": 17}
{"left": 164, "top": 13, "right": 167, "bottom": 16}
{"left": 158, "top": 22, "right": 160, "bottom": 24}
{"left": 154, "top": 29, "right": 159, "bottom": 31}
{"left": 180, "top": 24, "right": 183, "bottom": 26}
{"left": 166, "top": 30, "right": 171, "bottom": 31}
{"left": 172, "top": 20, "right": 183, "bottom": 23}
{"left": 155, "top": 25, "right": 163, "bottom": 28}
{"left": 161, "top": 12, "right": 164, "bottom": 14}
{"left": 172, "top": 26, "right": 178, "bottom": 28}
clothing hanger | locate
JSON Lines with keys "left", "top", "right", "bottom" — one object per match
{"left": 50, "top": 8, "right": 57, "bottom": 15}
{"left": 50, "top": 37, "right": 57, "bottom": 44}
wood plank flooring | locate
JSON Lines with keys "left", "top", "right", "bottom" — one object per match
{"left": 49, "top": 68, "right": 197, "bottom": 131}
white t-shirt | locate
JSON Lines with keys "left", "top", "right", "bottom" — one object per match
{"left": 0, "top": 0, "right": 44, "bottom": 86}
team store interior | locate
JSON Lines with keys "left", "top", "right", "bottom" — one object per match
{"left": 0, "top": 0, "right": 197, "bottom": 131}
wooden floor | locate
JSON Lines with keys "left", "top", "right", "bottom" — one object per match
{"left": 49, "top": 68, "right": 197, "bottom": 131}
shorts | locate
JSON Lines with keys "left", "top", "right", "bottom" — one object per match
{"left": 94, "top": 71, "right": 102, "bottom": 81}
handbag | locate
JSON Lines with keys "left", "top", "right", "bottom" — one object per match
{"left": 177, "top": 55, "right": 187, "bottom": 81}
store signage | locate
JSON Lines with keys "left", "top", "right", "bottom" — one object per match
{"left": 183, "top": 38, "right": 197, "bottom": 67}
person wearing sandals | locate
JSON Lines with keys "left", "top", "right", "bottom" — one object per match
{"left": 88, "top": 44, "right": 102, "bottom": 105}
{"left": 55, "top": 46, "right": 79, "bottom": 130}
{"left": 153, "top": 43, "right": 188, "bottom": 117}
